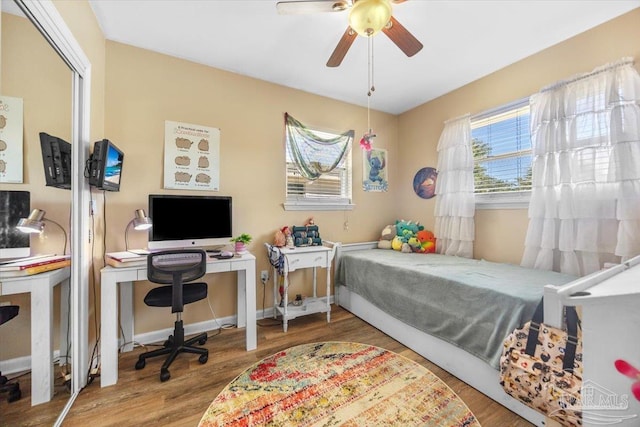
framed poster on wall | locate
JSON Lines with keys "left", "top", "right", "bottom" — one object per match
{"left": 163, "top": 120, "right": 220, "bottom": 190}
{"left": 363, "top": 148, "right": 388, "bottom": 192}
{"left": 0, "top": 96, "right": 24, "bottom": 183}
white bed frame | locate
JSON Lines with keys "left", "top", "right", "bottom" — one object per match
{"left": 331, "top": 242, "right": 640, "bottom": 427}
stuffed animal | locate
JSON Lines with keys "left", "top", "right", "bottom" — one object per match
{"left": 414, "top": 230, "right": 436, "bottom": 253}
{"left": 377, "top": 224, "right": 396, "bottom": 249}
{"left": 395, "top": 219, "right": 425, "bottom": 244}
{"left": 391, "top": 235, "right": 404, "bottom": 251}
{"left": 407, "top": 236, "right": 421, "bottom": 252}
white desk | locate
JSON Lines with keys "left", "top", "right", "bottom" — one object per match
{"left": 0, "top": 267, "right": 71, "bottom": 406}
{"left": 100, "top": 253, "right": 256, "bottom": 387}
{"left": 265, "top": 244, "right": 336, "bottom": 332}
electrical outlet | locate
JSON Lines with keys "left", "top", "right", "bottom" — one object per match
{"left": 260, "top": 270, "right": 269, "bottom": 282}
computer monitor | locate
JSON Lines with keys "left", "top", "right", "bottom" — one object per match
{"left": 0, "top": 190, "right": 30, "bottom": 259}
{"left": 148, "top": 194, "right": 233, "bottom": 250}
{"left": 39, "top": 132, "right": 72, "bottom": 190}
{"left": 89, "top": 139, "right": 124, "bottom": 192}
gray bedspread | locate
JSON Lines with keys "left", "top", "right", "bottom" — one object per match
{"left": 335, "top": 249, "right": 577, "bottom": 369}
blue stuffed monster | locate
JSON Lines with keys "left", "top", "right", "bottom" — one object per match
{"left": 395, "top": 219, "right": 425, "bottom": 243}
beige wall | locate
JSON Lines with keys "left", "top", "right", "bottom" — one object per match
{"left": 399, "top": 8, "right": 640, "bottom": 264}
{"left": 103, "top": 41, "right": 399, "bottom": 332}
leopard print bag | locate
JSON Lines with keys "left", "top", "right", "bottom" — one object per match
{"left": 500, "top": 299, "right": 582, "bottom": 427}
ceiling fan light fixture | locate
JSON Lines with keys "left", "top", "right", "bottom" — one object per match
{"left": 348, "top": 0, "right": 392, "bottom": 37}
{"left": 332, "top": 1, "right": 349, "bottom": 12}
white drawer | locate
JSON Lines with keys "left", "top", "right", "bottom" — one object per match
{"left": 285, "top": 252, "right": 328, "bottom": 272}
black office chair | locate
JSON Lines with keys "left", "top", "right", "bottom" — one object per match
{"left": 1, "top": 305, "right": 21, "bottom": 403}
{"left": 134, "top": 249, "right": 209, "bottom": 382}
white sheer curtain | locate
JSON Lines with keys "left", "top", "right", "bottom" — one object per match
{"left": 522, "top": 58, "right": 640, "bottom": 276}
{"left": 434, "top": 114, "right": 475, "bottom": 258}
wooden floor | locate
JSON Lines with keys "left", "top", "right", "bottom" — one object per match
{"left": 2, "top": 306, "right": 534, "bottom": 426}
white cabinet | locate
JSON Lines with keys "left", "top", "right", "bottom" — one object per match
{"left": 265, "top": 243, "right": 336, "bottom": 332}
{"left": 544, "top": 255, "right": 640, "bottom": 426}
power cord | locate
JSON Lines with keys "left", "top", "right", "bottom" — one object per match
{"left": 257, "top": 267, "right": 283, "bottom": 327}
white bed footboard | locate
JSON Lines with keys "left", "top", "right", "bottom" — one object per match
{"left": 332, "top": 243, "right": 640, "bottom": 427}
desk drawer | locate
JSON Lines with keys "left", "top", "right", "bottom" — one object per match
{"left": 285, "top": 252, "right": 328, "bottom": 271}
{"left": 206, "top": 262, "right": 231, "bottom": 273}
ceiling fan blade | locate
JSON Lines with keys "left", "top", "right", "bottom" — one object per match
{"left": 382, "top": 16, "right": 423, "bottom": 57}
{"left": 327, "top": 27, "right": 357, "bottom": 67}
{"left": 276, "top": 0, "right": 350, "bottom": 15}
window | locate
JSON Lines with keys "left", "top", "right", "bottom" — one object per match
{"left": 283, "top": 114, "right": 354, "bottom": 211}
{"left": 471, "top": 98, "right": 532, "bottom": 208}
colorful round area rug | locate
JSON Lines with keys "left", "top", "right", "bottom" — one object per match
{"left": 198, "top": 341, "right": 481, "bottom": 426}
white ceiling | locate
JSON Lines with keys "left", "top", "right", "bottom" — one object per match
{"left": 8, "top": 1, "right": 640, "bottom": 114}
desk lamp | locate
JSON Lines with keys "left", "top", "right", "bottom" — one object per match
{"left": 16, "top": 208, "right": 68, "bottom": 255}
{"left": 125, "top": 209, "right": 152, "bottom": 251}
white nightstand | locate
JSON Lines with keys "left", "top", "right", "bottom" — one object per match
{"left": 265, "top": 243, "right": 336, "bottom": 332}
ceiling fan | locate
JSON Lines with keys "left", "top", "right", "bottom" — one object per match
{"left": 276, "top": 0, "right": 423, "bottom": 67}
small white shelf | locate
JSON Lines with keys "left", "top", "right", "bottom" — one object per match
{"left": 274, "top": 296, "right": 331, "bottom": 321}
{"left": 265, "top": 243, "right": 336, "bottom": 332}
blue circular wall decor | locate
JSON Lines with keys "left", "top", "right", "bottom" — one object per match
{"left": 413, "top": 167, "right": 438, "bottom": 199}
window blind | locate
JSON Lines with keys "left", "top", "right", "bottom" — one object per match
{"left": 471, "top": 98, "right": 532, "bottom": 194}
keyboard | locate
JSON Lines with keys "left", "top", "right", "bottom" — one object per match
{"left": 153, "top": 253, "right": 202, "bottom": 266}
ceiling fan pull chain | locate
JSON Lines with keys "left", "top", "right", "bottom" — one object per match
{"left": 367, "top": 36, "right": 376, "bottom": 97}
{"left": 371, "top": 36, "right": 375, "bottom": 95}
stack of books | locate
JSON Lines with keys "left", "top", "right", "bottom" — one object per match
{"left": 0, "top": 254, "right": 71, "bottom": 277}
{"left": 105, "top": 251, "right": 148, "bottom": 268}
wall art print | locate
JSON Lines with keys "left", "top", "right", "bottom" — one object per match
{"left": 0, "top": 96, "right": 24, "bottom": 183}
{"left": 164, "top": 120, "right": 220, "bottom": 191}
{"left": 363, "top": 148, "right": 388, "bottom": 192}
{"left": 413, "top": 167, "right": 438, "bottom": 199}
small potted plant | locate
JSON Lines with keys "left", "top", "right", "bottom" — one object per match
{"left": 230, "top": 233, "right": 252, "bottom": 254}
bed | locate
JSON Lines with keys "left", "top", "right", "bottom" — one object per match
{"left": 330, "top": 241, "right": 580, "bottom": 426}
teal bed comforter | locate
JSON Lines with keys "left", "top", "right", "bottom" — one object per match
{"left": 335, "top": 249, "right": 577, "bottom": 369}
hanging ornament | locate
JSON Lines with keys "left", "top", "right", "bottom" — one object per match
{"left": 359, "top": 130, "right": 376, "bottom": 151}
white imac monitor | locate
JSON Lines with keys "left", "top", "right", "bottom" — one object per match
{"left": 147, "top": 194, "right": 232, "bottom": 250}
{"left": 0, "top": 190, "right": 31, "bottom": 260}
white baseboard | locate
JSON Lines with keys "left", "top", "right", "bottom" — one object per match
{"left": 0, "top": 351, "right": 62, "bottom": 376}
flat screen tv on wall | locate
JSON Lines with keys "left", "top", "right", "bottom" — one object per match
{"left": 89, "top": 139, "right": 124, "bottom": 192}
{"left": 39, "top": 132, "right": 72, "bottom": 190}
{"left": 147, "top": 194, "right": 233, "bottom": 250}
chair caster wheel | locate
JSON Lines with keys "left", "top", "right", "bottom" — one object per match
{"left": 198, "top": 337, "right": 207, "bottom": 345}
{"left": 8, "top": 388, "right": 21, "bottom": 403}
{"left": 199, "top": 353, "right": 208, "bottom": 364}
{"left": 135, "top": 358, "right": 146, "bottom": 370}
{"left": 160, "top": 368, "right": 170, "bottom": 382}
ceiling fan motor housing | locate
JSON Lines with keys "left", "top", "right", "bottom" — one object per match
{"left": 349, "top": 0, "right": 392, "bottom": 37}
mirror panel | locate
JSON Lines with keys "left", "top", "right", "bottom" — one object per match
{"left": 0, "top": 1, "right": 73, "bottom": 420}
{"left": 1, "top": 0, "right": 90, "bottom": 424}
